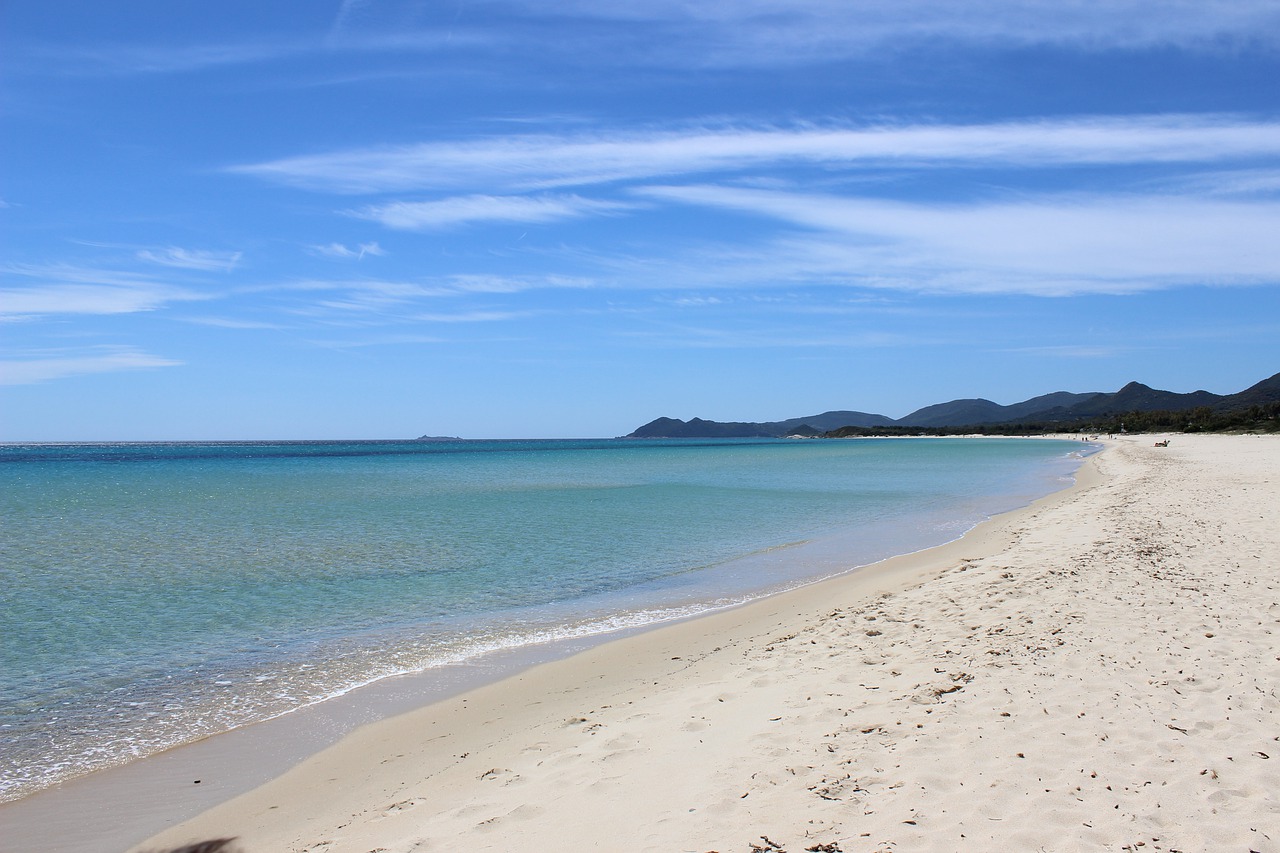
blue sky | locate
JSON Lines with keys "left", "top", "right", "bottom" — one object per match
{"left": 3, "top": 1, "right": 1279, "bottom": 440}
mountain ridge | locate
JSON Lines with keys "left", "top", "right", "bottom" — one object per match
{"left": 626, "top": 371, "right": 1280, "bottom": 437}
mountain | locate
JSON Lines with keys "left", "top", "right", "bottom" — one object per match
{"left": 894, "top": 398, "right": 1005, "bottom": 428}
{"left": 1216, "top": 371, "right": 1280, "bottom": 409}
{"left": 896, "top": 392, "right": 1104, "bottom": 427}
{"left": 1047, "top": 381, "right": 1222, "bottom": 420}
{"left": 624, "top": 371, "right": 1280, "bottom": 437}
{"left": 626, "top": 417, "right": 779, "bottom": 438}
{"left": 775, "top": 410, "right": 898, "bottom": 431}
{"left": 628, "top": 410, "right": 894, "bottom": 438}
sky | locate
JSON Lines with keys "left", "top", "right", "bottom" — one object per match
{"left": 2, "top": 1, "right": 1279, "bottom": 440}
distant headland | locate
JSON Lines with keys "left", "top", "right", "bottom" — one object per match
{"left": 626, "top": 371, "right": 1280, "bottom": 438}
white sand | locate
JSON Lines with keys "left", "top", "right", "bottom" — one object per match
{"left": 128, "top": 434, "right": 1278, "bottom": 851}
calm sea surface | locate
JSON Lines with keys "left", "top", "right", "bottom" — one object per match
{"left": 0, "top": 437, "right": 1089, "bottom": 800}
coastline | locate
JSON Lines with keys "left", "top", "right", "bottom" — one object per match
{"left": 0, "top": 435, "right": 1078, "bottom": 810}
{"left": 9, "top": 434, "right": 1278, "bottom": 851}
{"left": 0, "top": 437, "right": 1087, "bottom": 853}
{"left": 138, "top": 436, "right": 1102, "bottom": 852}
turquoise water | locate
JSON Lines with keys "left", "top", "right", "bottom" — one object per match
{"left": 0, "top": 437, "right": 1088, "bottom": 800}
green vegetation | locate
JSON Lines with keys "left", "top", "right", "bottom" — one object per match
{"left": 1083, "top": 402, "right": 1280, "bottom": 435}
{"left": 824, "top": 401, "right": 1280, "bottom": 438}
{"left": 628, "top": 372, "right": 1280, "bottom": 439}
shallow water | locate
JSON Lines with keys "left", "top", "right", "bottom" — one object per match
{"left": 0, "top": 437, "right": 1087, "bottom": 800}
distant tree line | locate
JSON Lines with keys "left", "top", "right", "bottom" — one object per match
{"left": 824, "top": 402, "right": 1280, "bottom": 438}
{"left": 1088, "top": 403, "right": 1280, "bottom": 434}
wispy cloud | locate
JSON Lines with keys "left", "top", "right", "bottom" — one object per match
{"left": 331, "top": 0, "right": 375, "bottom": 36}
{"left": 352, "top": 194, "right": 634, "bottom": 229}
{"left": 179, "top": 316, "right": 287, "bottom": 330}
{"left": 308, "top": 241, "right": 386, "bottom": 259}
{"left": 613, "top": 320, "right": 917, "bottom": 350}
{"left": 137, "top": 247, "right": 242, "bottom": 271}
{"left": 14, "top": 0, "right": 1277, "bottom": 84}
{"left": 0, "top": 346, "right": 182, "bottom": 385}
{"left": 412, "top": 310, "right": 531, "bottom": 323}
{"left": 273, "top": 274, "right": 595, "bottom": 321}
{"left": 522, "top": 0, "right": 1280, "bottom": 63}
{"left": 17, "top": 39, "right": 311, "bottom": 76}
{"left": 1003, "top": 345, "right": 1134, "bottom": 358}
{"left": 1153, "top": 168, "right": 1280, "bottom": 197}
{"left": 443, "top": 274, "right": 598, "bottom": 294}
{"left": 301, "top": 280, "right": 454, "bottom": 314}
{"left": 231, "top": 115, "right": 1280, "bottom": 194}
{"left": 303, "top": 333, "right": 450, "bottom": 350}
{"left": 631, "top": 184, "right": 1280, "bottom": 295}
{"left": 1, "top": 264, "right": 208, "bottom": 319}
{"left": 12, "top": 11, "right": 474, "bottom": 78}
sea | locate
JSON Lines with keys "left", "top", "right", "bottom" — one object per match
{"left": 0, "top": 436, "right": 1091, "bottom": 802}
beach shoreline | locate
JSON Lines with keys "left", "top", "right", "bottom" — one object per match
{"left": 1, "top": 436, "right": 1089, "bottom": 853}
{"left": 8, "top": 433, "right": 1278, "bottom": 852}
{"left": 0, "top": 435, "right": 1079, "bottom": 813}
{"left": 135, "top": 439, "right": 1102, "bottom": 850}
{"left": 0, "top": 437, "right": 1086, "bottom": 853}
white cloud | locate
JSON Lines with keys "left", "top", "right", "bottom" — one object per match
{"left": 445, "top": 274, "right": 599, "bottom": 294}
{"left": 665, "top": 295, "right": 727, "bottom": 307}
{"left": 17, "top": 0, "right": 1280, "bottom": 82}
{"left": 302, "top": 280, "right": 456, "bottom": 314}
{"left": 632, "top": 184, "right": 1280, "bottom": 295}
{"left": 413, "top": 310, "right": 529, "bottom": 323}
{"left": 0, "top": 265, "right": 207, "bottom": 319}
{"left": 308, "top": 241, "right": 387, "bottom": 259}
{"left": 0, "top": 284, "right": 171, "bottom": 318}
{"left": 1004, "top": 345, "right": 1133, "bottom": 358}
{"left": 232, "top": 115, "right": 1280, "bottom": 194}
{"left": 137, "top": 247, "right": 242, "bottom": 271}
{"left": 521, "top": 0, "right": 1280, "bottom": 63}
{"left": 613, "top": 321, "right": 916, "bottom": 350}
{"left": 294, "top": 274, "right": 599, "bottom": 313}
{"left": 352, "top": 194, "right": 633, "bottom": 229}
{"left": 0, "top": 347, "right": 182, "bottom": 385}
{"left": 331, "top": 0, "right": 374, "bottom": 35}
{"left": 179, "top": 316, "right": 286, "bottom": 330}
{"left": 18, "top": 38, "right": 310, "bottom": 76}
{"left": 303, "top": 333, "right": 451, "bottom": 350}
{"left": 1155, "top": 168, "right": 1280, "bottom": 197}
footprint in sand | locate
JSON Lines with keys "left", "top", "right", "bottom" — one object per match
{"left": 473, "top": 803, "right": 546, "bottom": 832}
{"left": 381, "top": 798, "right": 426, "bottom": 816}
{"left": 478, "top": 767, "right": 525, "bottom": 786}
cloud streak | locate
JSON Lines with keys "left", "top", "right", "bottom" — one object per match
{"left": 1, "top": 265, "right": 208, "bottom": 319}
{"left": 352, "top": 194, "right": 634, "bottom": 229}
{"left": 308, "top": 241, "right": 386, "bottom": 259}
{"left": 527, "top": 0, "right": 1280, "bottom": 62}
{"left": 272, "top": 274, "right": 597, "bottom": 323}
{"left": 412, "top": 310, "right": 531, "bottom": 323}
{"left": 232, "top": 115, "right": 1280, "bottom": 194}
{"left": 18, "top": 38, "right": 311, "bottom": 76}
{"left": 0, "top": 346, "right": 182, "bottom": 385}
{"left": 38, "top": 0, "right": 1274, "bottom": 78}
{"left": 633, "top": 184, "right": 1280, "bottom": 295}
{"left": 1154, "top": 168, "right": 1280, "bottom": 197}
{"left": 137, "top": 247, "right": 243, "bottom": 271}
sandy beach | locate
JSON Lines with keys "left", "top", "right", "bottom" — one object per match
{"left": 42, "top": 434, "right": 1280, "bottom": 851}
